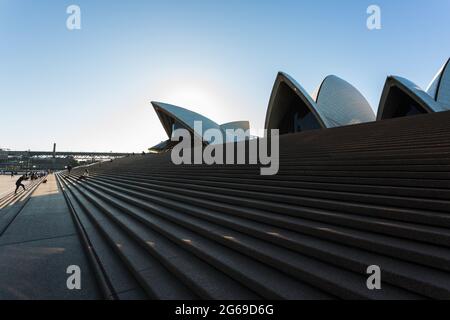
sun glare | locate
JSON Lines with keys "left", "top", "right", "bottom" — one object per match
{"left": 152, "top": 79, "right": 233, "bottom": 124}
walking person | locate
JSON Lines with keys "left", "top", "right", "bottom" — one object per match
{"left": 15, "top": 175, "right": 26, "bottom": 194}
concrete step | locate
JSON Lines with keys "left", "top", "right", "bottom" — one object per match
{"left": 81, "top": 175, "right": 450, "bottom": 298}
{"left": 96, "top": 171, "right": 450, "bottom": 193}
{"left": 58, "top": 111, "right": 450, "bottom": 300}
{"left": 79, "top": 175, "right": 450, "bottom": 274}
{"left": 94, "top": 174, "right": 450, "bottom": 227}
{"left": 99, "top": 172, "right": 450, "bottom": 201}
{"left": 63, "top": 175, "right": 336, "bottom": 300}
{"left": 63, "top": 175, "right": 264, "bottom": 300}
{"left": 91, "top": 164, "right": 450, "bottom": 186}
{"left": 86, "top": 175, "right": 450, "bottom": 248}
{"left": 69, "top": 175, "right": 426, "bottom": 299}
{"left": 87, "top": 177, "right": 450, "bottom": 298}
{"left": 62, "top": 176, "right": 199, "bottom": 300}
{"left": 56, "top": 174, "right": 148, "bottom": 300}
{"left": 110, "top": 168, "right": 450, "bottom": 180}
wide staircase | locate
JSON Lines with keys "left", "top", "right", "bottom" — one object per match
{"left": 56, "top": 110, "right": 450, "bottom": 300}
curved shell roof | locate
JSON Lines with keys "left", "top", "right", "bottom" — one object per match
{"left": 377, "top": 76, "right": 448, "bottom": 120}
{"left": 314, "top": 75, "right": 375, "bottom": 127}
{"left": 220, "top": 121, "right": 250, "bottom": 132}
{"left": 426, "top": 58, "right": 450, "bottom": 107}
{"left": 220, "top": 121, "right": 250, "bottom": 142}
{"left": 265, "top": 72, "right": 374, "bottom": 131}
{"left": 151, "top": 101, "right": 223, "bottom": 140}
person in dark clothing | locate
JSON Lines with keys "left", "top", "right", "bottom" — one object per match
{"left": 78, "top": 169, "right": 89, "bottom": 181}
{"left": 67, "top": 165, "right": 73, "bottom": 174}
{"left": 15, "top": 175, "right": 26, "bottom": 194}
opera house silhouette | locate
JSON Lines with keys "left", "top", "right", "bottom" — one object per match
{"left": 150, "top": 58, "right": 450, "bottom": 152}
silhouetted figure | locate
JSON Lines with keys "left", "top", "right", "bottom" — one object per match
{"left": 78, "top": 169, "right": 89, "bottom": 181}
{"left": 15, "top": 175, "right": 26, "bottom": 194}
{"left": 67, "top": 165, "right": 73, "bottom": 174}
{"left": 11, "top": 172, "right": 14, "bottom": 178}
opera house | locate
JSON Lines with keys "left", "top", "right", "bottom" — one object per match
{"left": 378, "top": 59, "right": 450, "bottom": 119}
{"left": 3, "top": 58, "right": 450, "bottom": 301}
{"left": 150, "top": 58, "right": 450, "bottom": 152}
{"left": 150, "top": 102, "right": 250, "bottom": 152}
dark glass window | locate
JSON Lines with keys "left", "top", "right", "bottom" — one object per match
{"left": 383, "top": 86, "right": 426, "bottom": 119}
{"left": 275, "top": 83, "right": 321, "bottom": 134}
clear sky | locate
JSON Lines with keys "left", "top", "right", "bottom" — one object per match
{"left": 1, "top": 0, "right": 449, "bottom": 152}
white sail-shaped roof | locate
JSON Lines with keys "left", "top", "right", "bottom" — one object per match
{"left": 265, "top": 72, "right": 374, "bottom": 134}
{"left": 151, "top": 102, "right": 252, "bottom": 147}
{"left": 151, "top": 102, "right": 223, "bottom": 141}
{"left": 313, "top": 75, "right": 375, "bottom": 127}
{"left": 378, "top": 59, "right": 450, "bottom": 120}
{"left": 426, "top": 58, "right": 450, "bottom": 107}
{"left": 220, "top": 121, "right": 250, "bottom": 131}
{"left": 220, "top": 121, "right": 250, "bottom": 142}
{"left": 377, "top": 76, "right": 449, "bottom": 120}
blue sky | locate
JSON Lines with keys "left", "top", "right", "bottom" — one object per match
{"left": 1, "top": 0, "right": 449, "bottom": 152}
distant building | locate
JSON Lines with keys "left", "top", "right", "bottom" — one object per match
{"left": 0, "top": 149, "right": 8, "bottom": 161}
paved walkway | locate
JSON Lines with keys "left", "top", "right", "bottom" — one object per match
{"left": 0, "top": 175, "right": 101, "bottom": 299}
{"left": 0, "top": 175, "right": 31, "bottom": 198}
